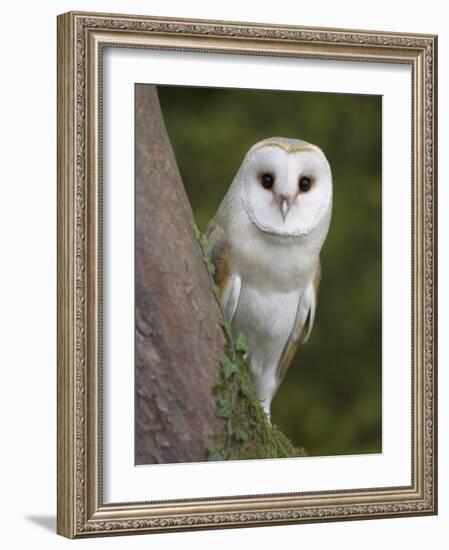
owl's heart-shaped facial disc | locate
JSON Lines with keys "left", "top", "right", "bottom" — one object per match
{"left": 240, "top": 137, "right": 332, "bottom": 237}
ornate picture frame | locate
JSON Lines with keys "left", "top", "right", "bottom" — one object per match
{"left": 57, "top": 11, "right": 437, "bottom": 538}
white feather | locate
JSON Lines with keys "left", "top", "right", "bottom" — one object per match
{"left": 221, "top": 273, "right": 241, "bottom": 323}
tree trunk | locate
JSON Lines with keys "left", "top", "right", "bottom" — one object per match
{"left": 135, "top": 84, "right": 225, "bottom": 465}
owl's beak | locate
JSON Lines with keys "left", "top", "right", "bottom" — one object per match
{"left": 278, "top": 195, "right": 291, "bottom": 222}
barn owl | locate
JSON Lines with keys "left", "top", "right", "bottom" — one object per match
{"left": 205, "top": 137, "right": 332, "bottom": 418}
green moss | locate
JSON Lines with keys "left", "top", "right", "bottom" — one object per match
{"left": 210, "top": 346, "right": 306, "bottom": 460}
{"left": 194, "top": 227, "right": 306, "bottom": 461}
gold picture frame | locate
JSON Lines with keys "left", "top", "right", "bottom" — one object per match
{"left": 57, "top": 11, "right": 438, "bottom": 538}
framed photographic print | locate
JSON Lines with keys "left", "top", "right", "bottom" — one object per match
{"left": 57, "top": 11, "right": 438, "bottom": 538}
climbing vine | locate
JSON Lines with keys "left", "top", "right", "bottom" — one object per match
{"left": 194, "top": 227, "right": 306, "bottom": 461}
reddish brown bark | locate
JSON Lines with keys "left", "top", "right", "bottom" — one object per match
{"left": 135, "top": 84, "right": 225, "bottom": 464}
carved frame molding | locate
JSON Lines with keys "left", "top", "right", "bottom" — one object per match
{"left": 57, "top": 11, "right": 437, "bottom": 538}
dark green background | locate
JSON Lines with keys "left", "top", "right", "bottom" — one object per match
{"left": 158, "top": 85, "right": 382, "bottom": 456}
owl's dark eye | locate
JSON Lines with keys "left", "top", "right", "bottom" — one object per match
{"left": 260, "top": 173, "right": 274, "bottom": 189}
{"left": 299, "top": 176, "right": 312, "bottom": 192}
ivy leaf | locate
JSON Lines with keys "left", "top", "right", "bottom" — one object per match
{"left": 235, "top": 332, "right": 250, "bottom": 354}
{"left": 219, "top": 318, "right": 234, "bottom": 345}
{"left": 200, "top": 233, "right": 210, "bottom": 249}
{"left": 212, "top": 284, "right": 221, "bottom": 300}
{"left": 223, "top": 362, "right": 238, "bottom": 379}
{"left": 239, "top": 379, "right": 254, "bottom": 398}
{"left": 219, "top": 353, "right": 232, "bottom": 367}
{"left": 219, "top": 318, "right": 233, "bottom": 335}
{"left": 204, "top": 257, "right": 216, "bottom": 275}
{"left": 234, "top": 427, "right": 248, "bottom": 442}
{"left": 219, "top": 354, "right": 238, "bottom": 379}
{"left": 215, "top": 399, "right": 232, "bottom": 419}
{"left": 207, "top": 445, "right": 225, "bottom": 461}
{"left": 194, "top": 226, "right": 201, "bottom": 241}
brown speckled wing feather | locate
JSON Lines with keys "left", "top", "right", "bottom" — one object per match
{"left": 205, "top": 219, "right": 231, "bottom": 292}
{"left": 205, "top": 218, "right": 241, "bottom": 322}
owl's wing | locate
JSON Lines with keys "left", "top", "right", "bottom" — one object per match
{"left": 276, "top": 260, "right": 321, "bottom": 383}
{"left": 204, "top": 219, "right": 241, "bottom": 323}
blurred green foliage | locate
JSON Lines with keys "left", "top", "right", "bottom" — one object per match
{"left": 158, "top": 85, "right": 382, "bottom": 456}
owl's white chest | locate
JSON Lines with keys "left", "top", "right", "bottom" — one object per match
{"left": 233, "top": 284, "right": 299, "bottom": 370}
{"left": 232, "top": 281, "right": 300, "bottom": 415}
{"left": 229, "top": 218, "right": 317, "bottom": 292}
{"left": 228, "top": 224, "right": 317, "bottom": 413}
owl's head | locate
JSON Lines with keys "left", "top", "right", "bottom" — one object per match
{"left": 239, "top": 137, "right": 332, "bottom": 237}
